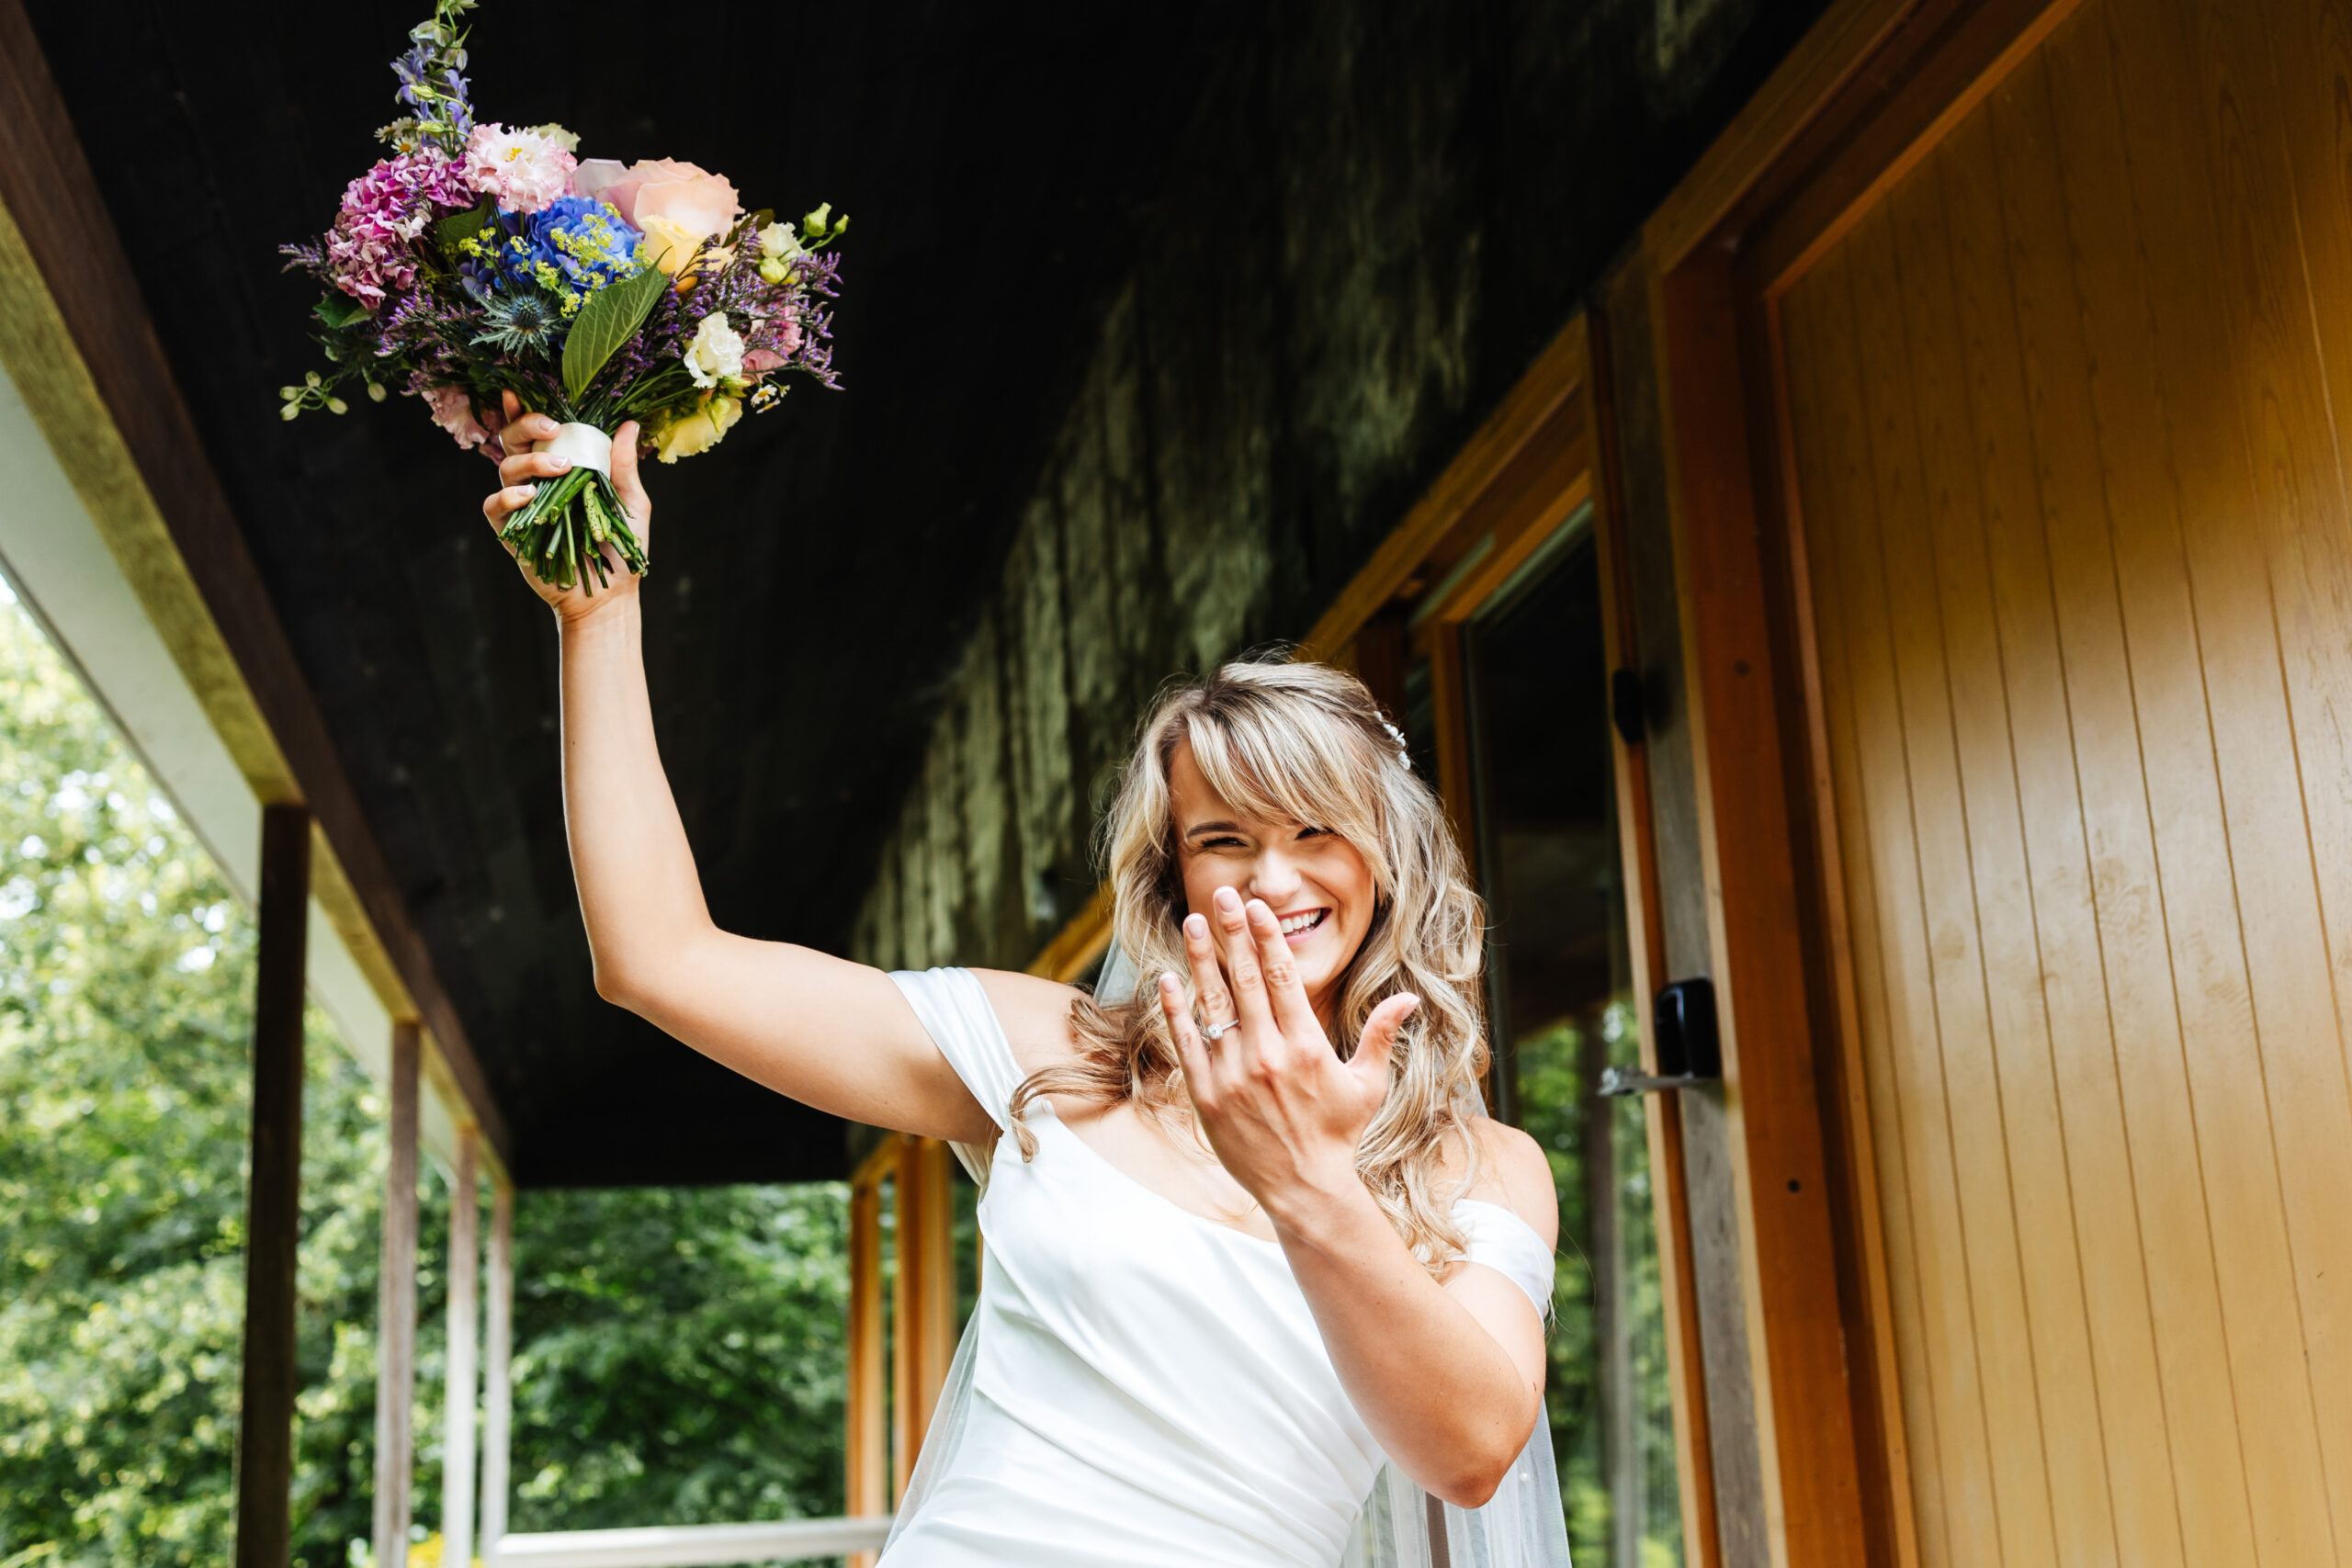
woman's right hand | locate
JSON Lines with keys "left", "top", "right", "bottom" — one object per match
{"left": 481, "top": 389, "right": 651, "bottom": 624}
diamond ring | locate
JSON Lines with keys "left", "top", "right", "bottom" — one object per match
{"left": 1200, "top": 1016, "right": 1240, "bottom": 1041}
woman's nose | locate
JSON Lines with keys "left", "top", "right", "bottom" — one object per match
{"left": 1249, "top": 851, "right": 1303, "bottom": 904}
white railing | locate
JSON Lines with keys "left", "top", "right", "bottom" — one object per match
{"left": 492, "top": 1516, "right": 893, "bottom": 1568}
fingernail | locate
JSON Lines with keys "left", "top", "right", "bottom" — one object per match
{"left": 552, "top": 457, "right": 571, "bottom": 470}
{"left": 1214, "top": 886, "right": 1241, "bottom": 910}
{"left": 1185, "top": 913, "right": 1208, "bottom": 938}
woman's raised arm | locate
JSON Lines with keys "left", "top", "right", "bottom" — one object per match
{"left": 483, "top": 394, "right": 998, "bottom": 1144}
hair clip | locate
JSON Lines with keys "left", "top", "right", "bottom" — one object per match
{"left": 1379, "top": 718, "right": 1413, "bottom": 771}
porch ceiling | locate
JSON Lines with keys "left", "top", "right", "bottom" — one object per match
{"left": 20, "top": 0, "right": 1238, "bottom": 1184}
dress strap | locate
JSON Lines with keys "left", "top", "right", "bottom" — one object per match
{"left": 889, "top": 968, "right": 1023, "bottom": 1187}
{"left": 1451, "top": 1198, "right": 1556, "bottom": 1315}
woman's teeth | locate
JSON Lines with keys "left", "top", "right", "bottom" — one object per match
{"left": 1279, "top": 909, "right": 1328, "bottom": 936}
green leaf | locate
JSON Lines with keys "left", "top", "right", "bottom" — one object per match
{"left": 312, "top": 294, "right": 370, "bottom": 330}
{"left": 436, "top": 197, "right": 495, "bottom": 255}
{"left": 562, "top": 266, "right": 668, "bottom": 403}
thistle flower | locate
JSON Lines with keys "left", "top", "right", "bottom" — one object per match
{"left": 472, "top": 288, "right": 562, "bottom": 356}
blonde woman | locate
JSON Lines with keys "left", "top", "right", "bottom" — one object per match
{"left": 484, "top": 401, "right": 1571, "bottom": 1567}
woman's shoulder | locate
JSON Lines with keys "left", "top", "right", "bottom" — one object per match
{"left": 966, "top": 967, "right": 1091, "bottom": 1076}
{"left": 1452, "top": 1115, "right": 1559, "bottom": 1250}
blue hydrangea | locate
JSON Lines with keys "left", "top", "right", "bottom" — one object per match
{"left": 460, "top": 197, "right": 644, "bottom": 313}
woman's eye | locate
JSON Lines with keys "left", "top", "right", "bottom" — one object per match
{"left": 1297, "top": 826, "right": 1329, "bottom": 840}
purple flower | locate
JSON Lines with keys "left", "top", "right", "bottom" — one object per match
{"left": 325, "top": 151, "right": 473, "bottom": 305}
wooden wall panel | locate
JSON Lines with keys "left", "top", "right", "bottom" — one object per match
{"left": 1773, "top": 0, "right": 2352, "bottom": 1562}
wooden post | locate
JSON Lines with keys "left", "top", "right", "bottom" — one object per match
{"left": 846, "top": 1173, "right": 886, "bottom": 1567}
{"left": 890, "top": 1137, "right": 956, "bottom": 1500}
{"left": 443, "top": 1129, "right": 481, "bottom": 1568}
{"left": 233, "top": 804, "right": 311, "bottom": 1568}
{"left": 373, "top": 1022, "right": 422, "bottom": 1568}
{"left": 481, "top": 1178, "right": 514, "bottom": 1565}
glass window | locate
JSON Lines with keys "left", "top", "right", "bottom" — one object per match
{"left": 1463, "top": 521, "right": 1683, "bottom": 1568}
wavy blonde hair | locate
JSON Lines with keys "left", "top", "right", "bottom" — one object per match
{"left": 1007, "top": 659, "right": 1491, "bottom": 1276}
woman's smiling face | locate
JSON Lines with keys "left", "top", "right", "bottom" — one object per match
{"left": 1167, "top": 739, "right": 1376, "bottom": 1023}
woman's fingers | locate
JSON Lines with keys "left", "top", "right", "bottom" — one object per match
{"left": 611, "top": 420, "right": 650, "bottom": 532}
{"left": 1351, "top": 994, "right": 1419, "bottom": 1086}
{"left": 496, "top": 411, "right": 564, "bottom": 465}
{"left": 497, "top": 446, "right": 574, "bottom": 488}
{"left": 1244, "top": 898, "right": 1319, "bottom": 1035}
{"left": 1159, "top": 973, "right": 1217, "bottom": 1111}
{"left": 1211, "top": 886, "right": 1275, "bottom": 1032}
{"left": 482, "top": 484, "right": 538, "bottom": 529}
{"left": 1182, "top": 913, "right": 1236, "bottom": 1041}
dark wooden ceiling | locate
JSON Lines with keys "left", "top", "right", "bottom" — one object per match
{"left": 22, "top": 0, "right": 1245, "bottom": 1185}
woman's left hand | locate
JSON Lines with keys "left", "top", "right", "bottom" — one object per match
{"left": 1159, "top": 886, "right": 1420, "bottom": 1214}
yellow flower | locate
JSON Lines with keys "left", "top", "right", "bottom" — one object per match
{"left": 637, "top": 214, "right": 704, "bottom": 277}
{"left": 648, "top": 396, "right": 742, "bottom": 463}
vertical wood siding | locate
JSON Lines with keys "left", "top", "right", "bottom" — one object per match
{"left": 1780, "top": 0, "right": 2352, "bottom": 1562}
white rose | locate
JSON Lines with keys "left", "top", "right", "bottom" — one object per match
{"left": 683, "top": 311, "right": 746, "bottom": 389}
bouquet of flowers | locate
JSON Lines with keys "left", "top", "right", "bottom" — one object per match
{"left": 279, "top": 0, "right": 845, "bottom": 592}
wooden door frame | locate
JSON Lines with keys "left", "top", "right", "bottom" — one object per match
{"left": 1640, "top": 0, "right": 2084, "bottom": 1563}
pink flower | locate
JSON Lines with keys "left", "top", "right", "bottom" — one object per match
{"left": 741, "top": 348, "right": 785, "bottom": 376}
{"left": 462, "top": 123, "right": 577, "bottom": 216}
{"left": 327, "top": 152, "right": 470, "bottom": 304}
{"left": 418, "top": 385, "right": 493, "bottom": 453}
{"left": 569, "top": 156, "right": 739, "bottom": 240}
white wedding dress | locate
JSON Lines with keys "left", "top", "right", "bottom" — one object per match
{"left": 879, "top": 966, "right": 1574, "bottom": 1568}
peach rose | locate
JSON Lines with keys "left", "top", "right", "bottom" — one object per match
{"left": 571, "top": 156, "right": 739, "bottom": 240}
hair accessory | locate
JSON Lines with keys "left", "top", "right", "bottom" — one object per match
{"left": 1379, "top": 718, "right": 1413, "bottom": 771}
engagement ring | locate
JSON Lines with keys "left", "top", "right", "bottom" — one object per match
{"left": 1200, "top": 1016, "right": 1239, "bottom": 1041}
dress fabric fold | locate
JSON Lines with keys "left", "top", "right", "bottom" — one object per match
{"left": 879, "top": 965, "right": 1573, "bottom": 1568}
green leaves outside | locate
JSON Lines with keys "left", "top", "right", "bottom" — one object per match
{"left": 0, "top": 581, "right": 847, "bottom": 1567}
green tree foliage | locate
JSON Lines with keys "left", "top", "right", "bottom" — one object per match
{"left": 0, "top": 584, "right": 845, "bottom": 1567}
{"left": 1516, "top": 1007, "right": 1684, "bottom": 1568}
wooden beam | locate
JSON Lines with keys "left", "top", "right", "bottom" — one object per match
{"left": 1024, "top": 882, "right": 1114, "bottom": 984}
{"left": 0, "top": 0, "right": 509, "bottom": 1167}
{"left": 444, "top": 1130, "right": 481, "bottom": 1568}
{"left": 890, "top": 1137, "right": 956, "bottom": 1501}
{"left": 374, "top": 1022, "right": 423, "bottom": 1568}
{"left": 1299, "top": 317, "right": 1590, "bottom": 662}
{"left": 481, "top": 1178, "right": 515, "bottom": 1564}
{"left": 234, "top": 803, "right": 311, "bottom": 1568}
{"left": 1644, "top": 0, "right": 1921, "bottom": 272}
{"left": 845, "top": 1177, "right": 886, "bottom": 1568}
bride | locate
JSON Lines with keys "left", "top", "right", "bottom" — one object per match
{"left": 483, "top": 398, "right": 1572, "bottom": 1566}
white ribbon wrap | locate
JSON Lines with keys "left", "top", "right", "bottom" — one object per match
{"left": 533, "top": 422, "right": 613, "bottom": 476}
